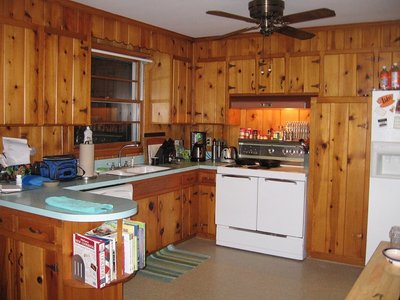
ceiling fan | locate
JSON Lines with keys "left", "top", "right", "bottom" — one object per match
{"left": 206, "top": 0, "right": 336, "bottom": 40}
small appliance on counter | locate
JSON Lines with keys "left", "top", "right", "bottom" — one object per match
{"left": 155, "top": 139, "right": 175, "bottom": 164}
{"left": 190, "top": 131, "right": 206, "bottom": 162}
{"left": 220, "top": 146, "right": 238, "bottom": 163}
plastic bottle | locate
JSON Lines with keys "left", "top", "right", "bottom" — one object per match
{"left": 391, "top": 63, "right": 399, "bottom": 90}
{"left": 16, "top": 174, "right": 22, "bottom": 186}
{"left": 379, "top": 66, "right": 391, "bottom": 90}
{"left": 83, "top": 126, "right": 93, "bottom": 144}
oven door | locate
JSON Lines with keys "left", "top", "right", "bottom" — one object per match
{"left": 257, "top": 177, "right": 306, "bottom": 237}
{"left": 216, "top": 173, "right": 258, "bottom": 230}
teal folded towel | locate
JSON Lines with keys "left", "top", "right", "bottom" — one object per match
{"left": 45, "top": 196, "right": 113, "bottom": 214}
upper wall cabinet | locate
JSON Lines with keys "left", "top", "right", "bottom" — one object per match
{"left": 228, "top": 59, "right": 256, "bottom": 94}
{"left": 287, "top": 55, "right": 320, "bottom": 94}
{"left": 149, "top": 51, "right": 172, "bottom": 124}
{"left": 172, "top": 58, "right": 192, "bottom": 124}
{"left": 194, "top": 61, "right": 226, "bottom": 124}
{"left": 258, "top": 56, "right": 285, "bottom": 94}
{"left": 322, "top": 53, "right": 374, "bottom": 97}
{"left": 43, "top": 31, "right": 90, "bottom": 125}
{"left": 0, "top": 24, "right": 39, "bottom": 125}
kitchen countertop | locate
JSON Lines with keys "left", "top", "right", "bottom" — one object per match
{"left": 0, "top": 160, "right": 306, "bottom": 222}
{"left": 0, "top": 161, "right": 225, "bottom": 222}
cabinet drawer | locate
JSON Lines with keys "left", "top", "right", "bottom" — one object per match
{"left": 133, "top": 174, "right": 181, "bottom": 199}
{"left": 16, "top": 217, "right": 55, "bottom": 243}
{"left": 0, "top": 210, "right": 14, "bottom": 231}
{"left": 198, "top": 171, "right": 216, "bottom": 185}
{"left": 182, "top": 171, "right": 198, "bottom": 186}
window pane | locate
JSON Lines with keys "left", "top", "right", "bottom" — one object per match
{"left": 91, "top": 78, "right": 135, "bottom": 100}
{"left": 91, "top": 102, "right": 138, "bottom": 122}
{"left": 74, "top": 124, "right": 134, "bottom": 144}
{"left": 92, "top": 56, "right": 133, "bottom": 80}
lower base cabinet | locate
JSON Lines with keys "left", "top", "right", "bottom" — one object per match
{"left": 198, "top": 171, "right": 216, "bottom": 237}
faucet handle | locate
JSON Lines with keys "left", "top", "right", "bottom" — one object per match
{"left": 123, "top": 160, "right": 129, "bottom": 168}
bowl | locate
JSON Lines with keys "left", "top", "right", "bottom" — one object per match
{"left": 382, "top": 247, "right": 400, "bottom": 266}
{"left": 43, "top": 180, "right": 60, "bottom": 188}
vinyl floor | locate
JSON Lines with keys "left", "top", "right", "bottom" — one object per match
{"left": 123, "top": 237, "right": 362, "bottom": 300}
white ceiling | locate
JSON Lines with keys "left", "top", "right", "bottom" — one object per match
{"left": 73, "top": 0, "right": 400, "bottom": 38}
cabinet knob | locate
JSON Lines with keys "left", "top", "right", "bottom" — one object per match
{"left": 29, "top": 226, "right": 43, "bottom": 235}
{"left": 37, "top": 276, "right": 43, "bottom": 284}
{"left": 149, "top": 202, "right": 155, "bottom": 211}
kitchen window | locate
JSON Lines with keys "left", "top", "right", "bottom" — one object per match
{"left": 74, "top": 49, "right": 150, "bottom": 146}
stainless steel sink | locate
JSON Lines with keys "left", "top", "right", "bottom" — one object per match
{"left": 103, "top": 165, "right": 170, "bottom": 176}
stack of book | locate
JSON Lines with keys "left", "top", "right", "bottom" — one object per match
{"left": 72, "top": 219, "right": 146, "bottom": 288}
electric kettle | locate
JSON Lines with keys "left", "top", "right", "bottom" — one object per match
{"left": 220, "top": 146, "right": 238, "bottom": 163}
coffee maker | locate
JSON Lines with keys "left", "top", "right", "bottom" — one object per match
{"left": 190, "top": 131, "right": 206, "bottom": 162}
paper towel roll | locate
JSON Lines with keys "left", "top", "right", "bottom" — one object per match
{"left": 79, "top": 144, "right": 94, "bottom": 177}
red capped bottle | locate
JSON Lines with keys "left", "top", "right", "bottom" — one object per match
{"left": 379, "top": 66, "right": 391, "bottom": 90}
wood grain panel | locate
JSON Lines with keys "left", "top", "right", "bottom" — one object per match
{"left": 356, "top": 52, "right": 374, "bottom": 96}
{"left": 43, "top": 32, "right": 58, "bottom": 124}
{"left": 42, "top": 126, "right": 63, "bottom": 156}
{"left": 57, "top": 35, "right": 73, "bottom": 124}
{"left": 0, "top": 24, "right": 3, "bottom": 124}
{"left": 127, "top": 23, "right": 141, "bottom": 47}
{"left": 326, "top": 29, "right": 345, "bottom": 50}
{"left": 288, "top": 56, "right": 303, "bottom": 93}
{"left": 323, "top": 54, "right": 340, "bottom": 96}
{"left": 344, "top": 28, "right": 362, "bottom": 50}
{"left": 339, "top": 54, "right": 356, "bottom": 96}
{"left": 343, "top": 102, "right": 368, "bottom": 260}
{"left": 258, "top": 56, "right": 285, "bottom": 94}
{"left": 381, "top": 23, "right": 400, "bottom": 48}
{"left": 4, "top": 24, "right": 24, "bottom": 124}
{"left": 308, "top": 102, "right": 331, "bottom": 253}
{"left": 361, "top": 26, "right": 380, "bottom": 48}
{"left": 215, "top": 61, "right": 226, "bottom": 124}
{"left": 24, "top": 27, "right": 39, "bottom": 125}
{"left": 304, "top": 56, "right": 320, "bottom": 93}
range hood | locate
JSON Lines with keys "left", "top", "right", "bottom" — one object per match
{"left": 229, "top": 94, "right": 316, "bottom": 109}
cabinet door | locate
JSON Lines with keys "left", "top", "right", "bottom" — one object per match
{"left": 44, "top": 32, "right": 90, "bottom": 125}
{"left": 132, "top": 196, "right": 159, "bottom": 254}
{"left": 172, "top": 59, "right": 192, "bottom": 124}
{"left": 194, "top": 61, "right": 226, "bottom": 124}
{"left": 258, "top": 57, "right": 285, "bottom": 94}
{"left": 1, "top": 24, "right": 39, "bottom": 125}
{"left": 288, "top": 55, "right": 320, "bottom": 93}
{"left": 228, "top": 59, "right": 256, "bottom": 94}
{"left": 150, "top": 52, "right": 172, "bottom": 124}
{"left": 158, "top": 190, "right": 182, "bottom": 247}
{"left": 182, "top": 185, "right": 199, "bottom": 239}
{"left": 309, "top": 98, "right": 369, "bottom": 264}
{"left": 215, "top": 174, "right": 258, "bottom": 230}
{"left": 257, "top": 178, "right": 305, "bottom": 237}
{"left": 323, "top": 54, "right": 357, "bottom": 96}
{"left": 0, "top": 235, "right": 17, "bottom": 300}
{"left": 17, "top": 241, "right": 58, "bottom": 300}
{"left": 198, "top": 185, "right": 216, "bottom": 236}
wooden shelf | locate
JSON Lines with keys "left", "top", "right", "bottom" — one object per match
{"left": 64, "top": 272, "right": 136, "bottom": 289}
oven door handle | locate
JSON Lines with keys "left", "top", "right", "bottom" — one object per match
{"left": 264, "top": 178, "right": 298, "bottom": 185}
{"left": 221, "top": 174, "right": 252, "bottom": 180}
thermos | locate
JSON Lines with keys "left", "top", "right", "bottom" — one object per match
{"left": 211, "top": 139, "right": 217, "bottom": 162}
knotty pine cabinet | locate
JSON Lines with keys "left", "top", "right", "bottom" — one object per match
{"left": 0, "top": 208, "right": 59, "bottom": 300}
{"left": 0, "top": 23, "right": 40, "bottom": 125}
{"left": 197, "top": 170, "right": 216, "bottom": 237}
{"left": 228, "top": 58, "right": 256, "bottom": 94}
{"left": 258, "top": 56, "right": 286, "bottom": 94}
{"left": 194, "top": 60, "right": 226, "bottom": 124}
{"left": 43, "top": 31, "right": 90, "bottom": 125}
{"left": 307, "top": 96, "right": 370, "bottom": 265}
{"left": 287, "top": 55, "right": 320, "bottom": 94}
{"left": 181, "top": 172, "right": 199, "bottom": 239}
{"left": 172, "top": 58, "right": 192, "bottom": 124}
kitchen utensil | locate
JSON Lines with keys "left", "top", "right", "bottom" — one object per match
{"left": 220, "top": 146, "right": 238, "bottom": 162}
{"left": 382, "top": 248, "right": 400, "bottom": 266}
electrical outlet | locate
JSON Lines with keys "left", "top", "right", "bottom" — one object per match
{"left": 206, "top": 137, "right": 211, "bottom": 146}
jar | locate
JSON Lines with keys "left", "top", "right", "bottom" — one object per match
{"left": 239, "top": 128, "right": 246, "bottom": 139}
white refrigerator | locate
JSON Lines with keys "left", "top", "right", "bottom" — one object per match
{"left": 365, "top": 90, "right": 400, "bottom": 263}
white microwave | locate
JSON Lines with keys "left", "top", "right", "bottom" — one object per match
{"left": 371, "top": 142, "right": 400, "bottom": 178}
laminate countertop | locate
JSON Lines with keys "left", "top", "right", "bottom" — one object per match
{"left": 0, "top": 161, "right": 223, "bottom": 222}
{"left": 346, "top": 241, "right": 400, "bottom": 300}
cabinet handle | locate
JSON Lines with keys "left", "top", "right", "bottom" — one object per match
{"left": 46, "top": 264, "right": 59, "bottom": 272}
{"left": 29, "top": 227, "right": 43, "bottom": 235}
{"left": 264, "top": 178, "right": 298, "bottom": 185}
{"left": 17, "top": 253, "right": 23, "bottom": 269}
{"left": 222, "top": 174, "right": 252, "bottom": 180}
{"left": 8, "top": 249, "right": 14, "bottom": 264}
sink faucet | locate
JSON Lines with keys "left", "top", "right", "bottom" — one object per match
{"left": 118, "top": 143, "right": 139, "bottom": 168}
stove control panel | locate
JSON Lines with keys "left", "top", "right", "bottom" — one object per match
{"left": 238, "top": 139, "right": 305, "bottom": 162}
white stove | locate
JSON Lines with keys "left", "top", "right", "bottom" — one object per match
{"left": 216, "top": 139, "right": 308, "bottom": 260}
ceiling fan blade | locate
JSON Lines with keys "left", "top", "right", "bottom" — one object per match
{"left": 218, "top": 25, "right": 260, "bottom": 39}
{"left": 206, "top": 10, "right": 259, "bottom": 24}
{"left": 281, "top": 8, "right": 336, "bottom": 24}
{"left": 276, "top": 26, "right": 315, "bottom": 40}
